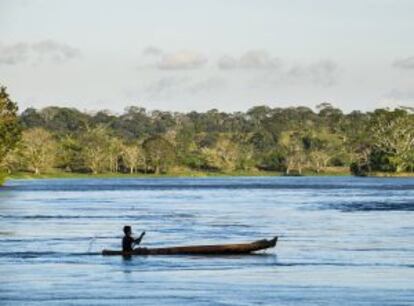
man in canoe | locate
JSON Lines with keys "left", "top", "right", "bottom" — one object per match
{"left": 122, "top": 225, "right": 145, "bottom": 252}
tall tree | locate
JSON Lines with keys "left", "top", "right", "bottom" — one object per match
{"left": 0, "top": 86, "right": 21, "bottom": 167}
{"left": 21, "top": 128, "right": 56, "bottom": 174}
{"left": 307, "top": 128, "right": 343, "bottom": 173}
{"left": 55, "top": 135, "right": 83, "bottom": 172}
{"left": 201, "top": 137, "right": 240, "bottom": 171}
{"left": 80, "top": 126, "right": 111, "bottom": 174}
{"left": 279, "top": 130, "right": 307, "bottom": 175}
{"left": 142, "top": 136, "right": 175, "bottom": 174}
{"left": 0, "top": 147, "right": 22, "bottom": 174}
{"left": 122, "top": 143, "right": 144, "bottom": 174}
{"left": 370, "top": 109, "right": 414, "bottom": 172}
{"left": 107, "top": 137, "right": 123, "bottom": 173}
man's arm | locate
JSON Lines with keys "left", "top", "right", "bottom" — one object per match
{"left": 134, "top": 231, "right": 146, "bottom": 245}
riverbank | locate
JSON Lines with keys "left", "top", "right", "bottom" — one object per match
{"left": 4, "top": 167, "right": 414, "bottom": 182}
{"left": 7, "top": 170, "right": 285, "bottom": 180}
{"left": 0, "top": 173, "right": 6, "bottom": 185}
{"left": 368, "top": 171, "right": 414, "bottom": 177}
{"left": 6, "top": 167, "right": 350, "bottom": 180}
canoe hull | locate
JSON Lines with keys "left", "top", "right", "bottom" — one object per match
{"left": 102, "top": 237, "right": 278, "bottom": 256}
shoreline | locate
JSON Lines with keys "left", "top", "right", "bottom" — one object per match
{"left": 4, "top": 169, "right": 414, "bottom": 181}
{"left": 5, "top": 169, "right": 349, "bottom": 180}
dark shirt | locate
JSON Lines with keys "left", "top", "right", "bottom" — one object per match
{"left": 122, "top": 236, "right": 135, "bottom": 252}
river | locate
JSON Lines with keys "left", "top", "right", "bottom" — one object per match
{"left": 0, "top": 177, "right": 413, "bottom": 305}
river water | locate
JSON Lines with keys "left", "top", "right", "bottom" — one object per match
{"left": 0, "top": 177, "right": 413, "bottom": 305}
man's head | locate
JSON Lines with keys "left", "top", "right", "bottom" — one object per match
{"left": 123, "top": 225, "right": 132, "bottom": 236}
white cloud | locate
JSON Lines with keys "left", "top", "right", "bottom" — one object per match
{"left": 157, "top": 50, "right": 207, "bottom": 70}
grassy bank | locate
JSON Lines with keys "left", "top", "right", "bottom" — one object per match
{"left": 5, "top": 167, "right": 414, "bottom": 182}
{"left": 368, "top": 171, "right": 414, "bottom": 177}
{"left": 8, "top": 170, "right": 282, "bottom": 180}
{"left": 0, "top": 172, "right": 6, "bottom": 185}
{"left": 5, "top": 167, "right": 352, "bottom": 180}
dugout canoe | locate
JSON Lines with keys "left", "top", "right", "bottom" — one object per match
{"left": 102, "top": 236, "right": 278, "bottom": 256}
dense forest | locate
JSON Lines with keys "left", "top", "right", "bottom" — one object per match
{"left": 1, "top": 86, "right": 414, "bottom": 179}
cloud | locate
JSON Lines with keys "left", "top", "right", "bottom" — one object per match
{"left": 247, "top": 59, "right": 338, "bottom": 88}
{"left": 216, "top": 50, "right": 338, "bottom": 86}
{"left": 239, "top": 50, "right": 281, "bottom": 69}
{"left": 142, "top": 46, "right": 163, "bottom": 56}
{"left": 0, "top": 40, "right": 81, "bottom": 65}
{"left": 393, "top": 56, "right": 414, "bottom": 70}
{"left": 157, "top": 50, "right": 207, "bottom": 70}
{"left": 31, "top": 40, "right": 81, "bottom": 62}
{"left": 218, "top": 50, "right": 281, "bottom": 70}
{"left": 0, "top": 42, "right": 30, "bottom": 65}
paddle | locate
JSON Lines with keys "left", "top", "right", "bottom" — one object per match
{"left": 134, "top": 231, "right": 146, "bottom": 245}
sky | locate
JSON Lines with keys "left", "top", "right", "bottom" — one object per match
{"left": 0, "top": 0, "right": 413, "bottom": 113}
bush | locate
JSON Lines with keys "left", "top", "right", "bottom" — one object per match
{"left": 0, "top": 172, "right": 6, "bottom": 186}
{"left": 350, "top": 162, "right": 369, "bottom": 176}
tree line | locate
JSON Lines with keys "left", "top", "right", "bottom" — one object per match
{"left": 1, "top": 86, "right": 414, "bottom": 177}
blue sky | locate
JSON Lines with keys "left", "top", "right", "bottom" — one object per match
{"left": 0, "top": 0, "right": 413, "bottom": 113}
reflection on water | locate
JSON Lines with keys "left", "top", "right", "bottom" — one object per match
{"left": 0, "top": 177, "right": 413, "bottom": 305}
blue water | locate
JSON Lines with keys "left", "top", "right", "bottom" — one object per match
{"left": 0, "top": 177, "right": 413, "bottom": 305}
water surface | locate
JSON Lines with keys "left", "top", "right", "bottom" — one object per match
{"left": 0, "top": 177, "right": 413, "bottom": 305}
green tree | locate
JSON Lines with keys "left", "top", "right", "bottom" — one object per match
{"left": 80, "top": 126, "right": 111, "bottom": 174}
{"left": 0, "top": 86, "right": 21, "bottom": 171}
{"left": 0, "top": 146, "right": 22, "bottom": 174}
{"left": 11, "top": 102, "right": 414, "bottom": 177}
{"left": 20, "top": 108, "right": 45, "bottom": 129}
{"left": 142, "top": 136, "right": 175, "bottom": 174}
{"left": 307, "top": 128, "right": 343, "bottom": 173}
{"left": 201, "top": 137, "right": 240, "bottom": 171}
{"left": 370, "top": 109, "right": 414, "bottom": 172}
{"left": 279, "top": 130, "right": 307, "bottom": 175}
{"left": 107, "top": 137, "right": 123, "bottom": 173}
{"left": 55, "top": 135, "right": 83, "bottom": 172}
{"left": 350, "top": 142, "right": 373, "bottom": 176}
{"left": 122, "top": 143, "right": 144, "bottom": 174}
{"left": 21, "top": 128, "right": 56, "bottom": 174}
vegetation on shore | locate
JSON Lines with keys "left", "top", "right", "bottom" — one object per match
{"left": 8, "top": 166, "right": 353, "bottom": 180}
{"left": 1, "top": 85, "right": 414, "bottom": 184}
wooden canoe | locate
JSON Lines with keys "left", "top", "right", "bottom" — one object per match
{"left": 102, "top": 236, "right": 278, "bottom": 256}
